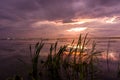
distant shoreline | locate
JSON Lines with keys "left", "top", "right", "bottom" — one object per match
{"left": 0, "top": 37, "right": 120, "bottom": 41}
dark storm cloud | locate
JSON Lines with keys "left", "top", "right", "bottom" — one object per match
{"left": 62, "top": 19, "right": 75, "bottom": 23}
{"left": 36, "top": 0, "right": 76, "bottom": 20}
{"left": 80, "top": 0, "right": 120, "bottom": 18}
{"left": 0, "top": 0, "right": 70, "bottom": 24}
{"left": 84, "top": 0, "right": 120, "bottom": 7}
{"left": 35, "top": 0, "right": 120, "bottom": 19}
{"left": 0, "top": 0, "right": 120, "bottom": 22}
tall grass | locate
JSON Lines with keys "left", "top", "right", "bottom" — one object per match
{"left": 30, "top": 41, "right": 44, "bottom": 80}
{"left": 7, "top": 34, "right": 102, "bottom": 80}
{"left": 43, "top": 34, "right": 101, "bottom": 80}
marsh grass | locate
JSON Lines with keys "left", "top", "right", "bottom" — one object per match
{"left": 7, "top": 34, "right": 103, "bottom": 80}
{"left": 43, "top": 34, "right": 101, "bottom": 80}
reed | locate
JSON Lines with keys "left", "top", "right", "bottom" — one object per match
{"left": 8, "top": 34, "right": 103, "bottom": 80}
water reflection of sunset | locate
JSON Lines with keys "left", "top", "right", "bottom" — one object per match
{"left": 65, "top": 44, "right": 119, "bottom": 61}
{"left": 101, "top": 52, "right": 118, "bottom": 61}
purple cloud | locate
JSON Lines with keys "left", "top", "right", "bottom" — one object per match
{"left": 0, "top": 0, "right": 120, "bottom": 38}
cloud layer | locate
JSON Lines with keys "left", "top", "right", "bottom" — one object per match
{"left": 0, "top": 0, "right": 120, "bottom": 38}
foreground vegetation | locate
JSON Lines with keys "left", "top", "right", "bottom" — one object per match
{"left": 7, "top": 34, "right": 120, "bottom": 80}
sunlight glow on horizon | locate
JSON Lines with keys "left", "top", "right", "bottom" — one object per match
{"left": 105, "top": 17, "right": 117, "bottom": 24}
{"left": 32, "top": 21, "right": 62, "bottom": 28}
{"left": 64, "top": 18, "right": 96, "bottom": 25}
{"left": 66, "top": 27, "right": 87, "bottom": 32}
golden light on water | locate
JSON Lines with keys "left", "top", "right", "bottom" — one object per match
{"left": 65, "top": 44, "right": 118, "bottom": 61}
{"left": 64, "top": 45, "right": 88, "bottom": 55}
{"left": 67, "top": 45, "right": 87, "bottom": 50}
{"left": 66, "top": 27, "right": 87, "bottom": 32}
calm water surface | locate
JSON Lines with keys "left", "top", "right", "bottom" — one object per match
{"left": 0, "top": 38, "right": 120, "bottom": 79}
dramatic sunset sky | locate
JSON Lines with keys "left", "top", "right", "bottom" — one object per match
{"left": 0, "top": 0, "right": 120, "bottom": 38}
